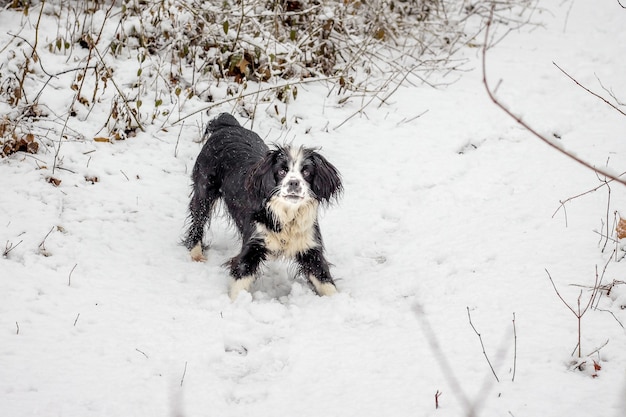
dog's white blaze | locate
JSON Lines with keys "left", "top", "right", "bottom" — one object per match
{"left": 190, "top": 243, "right": 206, "bottom": 262}
{"left": 229, "top": 275, "right": 255, "bottom": 301}
{"left": 277, "top": 146, "right": 307, "bottom": 199}
{"left": 308, "top": 274, "right": 337, "bottom": 296}
{"left": 261, "top": 198, "right": 319, "bottom": 258}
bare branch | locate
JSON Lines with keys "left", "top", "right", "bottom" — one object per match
{"left": 482, "top": 5, "right": 626, "bottom": 187}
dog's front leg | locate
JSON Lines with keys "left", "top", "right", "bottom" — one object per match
{"left": 227, "top": 239, "right": 267, "bottom": 301}
{"left": 296, "top": 248, "right": 338, "bottom": 296}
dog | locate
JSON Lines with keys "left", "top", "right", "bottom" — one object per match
{"left": 184, "top": 113, "right": 343, "bottom": 300}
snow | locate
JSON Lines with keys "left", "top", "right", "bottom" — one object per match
{"left": 2, "top": 1, "right": 626, "bottom": 416}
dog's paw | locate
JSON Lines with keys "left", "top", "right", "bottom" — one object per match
{"left": 308, "top": 275, "right": 338, "bottom": 296}
{"left": 190, "top": 243, "right": 207, "bottom": 262}
{"left": 229, "top": 276, "right": 255, "bottom": 301}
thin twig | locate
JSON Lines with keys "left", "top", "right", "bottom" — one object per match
{"left": 3, "top": 240, "right": 23, "bottom": 257}
{"left": 174, "top": 122, "right": 184, "bottom": 158}
{"left": 596, "top": 308, "right": 625, "bottom": 329}
{"left": 545, "top": 268, "right": 599, "bottom": 357}
{"left": 38, "top": 226, "right": 55, "bottom": 255}
{"left": 172, "top": 76, "right": 341, "bottom": 125}
{"left": 180, "top": 361, "right": 188, "bottom": 387}
{"left": 553, "top": 62, "right": 626, "bottom": 117}
{"left": 596, "top": 73, "right": 626, "bottom": 106}
{"left": 552, "top": 171, "right": 626, "bottom": 222}
{"left": 466, "top": 307, "right": 500, "bottom": 383}
{"left": 92, "top": 47, "right": 145, "bottom": 132}
{"left": 545, "top": 269, "right": 579, "bottom": 316}
{"left": 511, "top": 312, "right": 517, "bottom": 382}
{"left": 586, "top": 339, "right": 609, "bottom": 357}
{"left": 592, "top": 250, "right": 614, "bottom": 308}
{"left": 68, "top": 263, "right": 77, "bottom": 286}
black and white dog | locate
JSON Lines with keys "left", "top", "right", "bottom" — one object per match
{"left": 184, "top": 113, "right": 342, "bottom": 300}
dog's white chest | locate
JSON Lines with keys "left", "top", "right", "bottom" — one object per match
{"left": 263, "top": 222, "right": 317, "bottom": 258}
{"left": 259, "top": 199, "right": 319, "bottom": 258}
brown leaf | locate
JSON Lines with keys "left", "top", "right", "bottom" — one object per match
{"left": 26, "top": 140, "right": 39, "bottom": 154}
{"left": 617, "top": 216, "right": 626, "bottom": 239}
{"left": 237, "top": 56, "right": 250, "bottom": 74}
{"left": 593, "top": 360, "right": 602, "bottom": 371}
{"left": 47, "top": 176, "right": 62, "bottom": 187}
{"left": 374, "top": 27, "right": 386, "bottom": 40}
{"left": 94, "top": 137, "right": 110, "bottom": 143}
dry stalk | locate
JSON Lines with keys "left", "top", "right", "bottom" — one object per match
{"left": 68, "top": 263, "right": 77, "bottom": 286}
{"left": 511, "top": 312, "right": 517, "bottom": 382}
{"left": 466, "top": 307, "right": 500, "bottom": 383}
{"left": 545, "top": 268, "right": 600, "bottom": 358}
{"left": 38, "top": 226, "right": 55, "bottom": 256}
{"left": 180, "top": 361, "right": 188, "bottom": 387}
{"left": 3, "top": 240, "right": 23, "bottom": 257}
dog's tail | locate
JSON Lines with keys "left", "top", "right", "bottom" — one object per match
{"left": 204, "top": 113, "right": 240, "bottom": 137}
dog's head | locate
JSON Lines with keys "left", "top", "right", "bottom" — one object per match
{"left": 247, "top": 145, "right": 342, "bottom": 207}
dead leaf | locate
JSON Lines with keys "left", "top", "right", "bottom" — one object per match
{"left": 27, "top": 141, "right": 39, "bottom": 154}
{"left": 593, "top": 360, "right": 602, "bottom": 372}
{"left": 237, "top": 56, "right": 250, "bottom": 74}
{"left": 47, "top": 176, "right": 62, "bottom": 187}
{"left": 617, "top": 216, "right": 626, "bottom": 239}
{"left": 374, "top": 27, "right": 386, "bottom": 40}
{"left": 94, "top": 137, "right": 110, "bottom": 143}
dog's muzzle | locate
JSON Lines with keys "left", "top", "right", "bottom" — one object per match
{"left": 283, "top": 177, "right": 305, "bottom": 201}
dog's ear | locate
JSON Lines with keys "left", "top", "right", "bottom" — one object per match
{"left": 246, "top": 150, "right": 279, "bottom": 200}
{"left": 309, "top": 151, "right": 343, "bottom": 204}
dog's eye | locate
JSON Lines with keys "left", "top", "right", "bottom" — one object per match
{"left": 277, "top": 168, "right": 287, "bottom": 178}
{"left": 302, "top": 168, "right": 311, "bottom": 178}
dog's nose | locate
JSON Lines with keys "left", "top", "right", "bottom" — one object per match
{"left": 287, "top": 178, "right": 301, "bottom": 192}
{"left": 287, "top": 178, "right": 302, "bottom": 194}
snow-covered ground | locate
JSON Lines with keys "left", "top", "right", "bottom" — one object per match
{"left": 2, "top": 1, "right": 626, "bottom": 416}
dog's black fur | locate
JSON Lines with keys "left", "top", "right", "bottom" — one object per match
{"left": 184, "top": 113, "right": 342, "bottom": 300}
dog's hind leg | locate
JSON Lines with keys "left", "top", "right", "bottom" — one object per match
{"left": 184, "top": 179, "right": 220, "bottom": 262}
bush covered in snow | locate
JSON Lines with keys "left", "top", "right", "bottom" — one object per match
{"left": 0, "top": 0, "right": 535, "bottom": 151}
